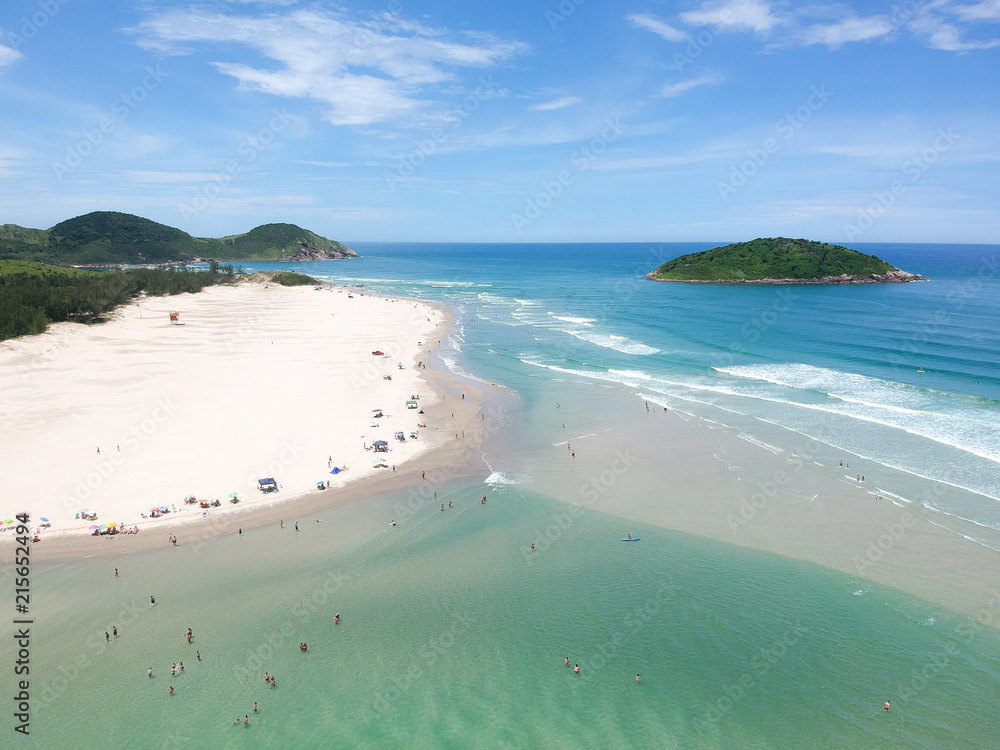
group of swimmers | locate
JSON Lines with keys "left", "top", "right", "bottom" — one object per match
{"left": 564, "top": 656, "right": 640, "bottom": 682}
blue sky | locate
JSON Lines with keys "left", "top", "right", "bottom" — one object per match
{"left": 1, "top": 0, "right": 998, "bottom": 243}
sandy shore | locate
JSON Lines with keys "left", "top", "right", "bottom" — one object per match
{"left": 0, "top": 281, "right": 488, "bottom": 558}
{"left": 533, "top": 391, "right": 1000, "bottom": 623}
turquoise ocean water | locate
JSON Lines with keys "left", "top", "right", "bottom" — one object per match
{"left": 12, "top": 243, "right": 1000, "bottom": 748}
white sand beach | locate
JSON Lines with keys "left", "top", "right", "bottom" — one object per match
{"left": 0, "top": 281, "right": 482, "bottom": 545}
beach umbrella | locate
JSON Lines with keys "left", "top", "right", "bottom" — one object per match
{"left": 228, "top": 492, "right": 238, "bottom": 498}
{"left": 89, "top": 525, "right": 99, "bottom": 529}
{"left": 40, "top": 517, "right": 50, "bottom": 522}
{"left": 4, "top": 519, "right": 13, "bottom": 524}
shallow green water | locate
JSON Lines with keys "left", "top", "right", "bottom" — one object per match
{"left": 11, "top": 476, "right": 1000, "bottom": 749}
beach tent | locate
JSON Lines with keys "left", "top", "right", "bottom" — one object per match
{"left": 330, "top": 467, "right": 342, "bottom": 475}
{"left": 406, "top": 401, "right": 418, "bottom": 409}
{"left": 258, "top": 478, "right": 278, "bottom": 493}
{"left": 373, "top": 440, "right": 388, "bottom": 452}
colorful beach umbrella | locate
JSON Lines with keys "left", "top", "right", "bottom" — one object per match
{"left": 228, "top": 492, "right": 238, "bottom": 498}
{"left": 4, "top": 519, "right": 14, "bottom": 524}
{"left": 89, "top": 525, "right": 99, "bottom": 529}
{"left": 40, "top": 517, "right": 49, "bottom": 522}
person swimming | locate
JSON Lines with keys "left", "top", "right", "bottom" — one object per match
{"left": 884, "top": 701, "right": 891, "bottom": 712}
{"left": 334, "top": 613, "right": 340, "bottom": 624}
{"left": 574, "top": 664, "right": 580, "bottom": 674}
{"left": 300, "top": 643, "right": 308, "bottom": 651}
{"left": 564, "top": 657, "right": 570, "bottom": 666}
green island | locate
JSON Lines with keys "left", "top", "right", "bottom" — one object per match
{"left": 647, "top": 237, "right": 925, "bottom": 284}
{"left": 0, "top": 211, "right": 357, "bottom": 266}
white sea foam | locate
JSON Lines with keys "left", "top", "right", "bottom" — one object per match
{"left": 549, "top": 314, "right": 596, "bottom": 325}
{"left": 485, "top": 472, "right": 521, "bottom": 486}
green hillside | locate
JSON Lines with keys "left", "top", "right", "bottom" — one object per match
{"left": 212, "top": 223, "right": 353, "bottom": 260}
{"left": 0, "top": 212, "right": 354, "bottom": 265}
{"left": 649, "top": 238, "right": 897, "bottom": 282}
{"left": 46, "top": 211, "right": 205, "bottom": 264}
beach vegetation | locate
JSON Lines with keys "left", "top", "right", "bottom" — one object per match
{"left": 649, "top": 238, "right": 897, "bottom": 282}
{"left": 0, "top": 261, "right": 236, "bottom": 341}
{"left": 270, "top": 271, "right": 320, "bottom": 286}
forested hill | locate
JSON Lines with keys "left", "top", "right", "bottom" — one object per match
{"left": 0, "top": 212, "right": 356, "bottom": 265}
{"left": 647, "top": 238, "right": 924, "bottom": 284}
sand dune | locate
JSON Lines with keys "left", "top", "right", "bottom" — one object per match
{"left": 0, "top": 281, "right": 461, "bottom": 540}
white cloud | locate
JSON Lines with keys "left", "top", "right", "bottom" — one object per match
{"left": 627, "top": 13, "right": 690, "bottom": 42}
{"left": 293, "top": 160, "right": 352, "bottom": 167}
{"left": 909, "top": 12, "right": 1000, "bottom": 50}
{"left": 129, "top": 8, "right": 526, "bottom": 126}
{"left": 0, "top": 42, "right": 22, "bottom": 68}
{"left": 952, "top": 0, "right": 1000, "bottom": 22}
{"left": 658, "top": 72, "right": 725, "bottom": 97}
{"left": 125, "top": 171, "right": 223, "bottom": 183}
{"left": 680, "top": 0, "right": 781, "bottom": 33}
{"left": 528, "top": 96, "right": 582, "bottom": 111}
{"left": 797, "top": 15, "right": 895, "bottom": 48}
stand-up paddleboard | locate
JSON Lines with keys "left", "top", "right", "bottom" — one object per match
{"left": 621, "top": 537, "right": 640, "bottom": 541}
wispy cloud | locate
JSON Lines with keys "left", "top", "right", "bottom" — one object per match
{"left": 952, "top": 0, "right": 1000, "bottom": 22}
{"left": 0, "top": 42, "right": 22, "bottom": 68}
{"left": 659, "top": 72, "right": 725, "bottom": 97}
{"left": 908, "top": 11, "right": 1000, "bottom": 51}
{"left": 293, "top": 160, "right": 352, "bottom": 167}
{"left": 627, "top": 13, "right": 690, "bottom": 42}
{"left": 528, "top": 96, "right": 582, "bottom": 111}
{"left": 796, "top": 16, "right": 895, "bottom": 48}
{"left": 680, "top": 0, "right": 781, "bottom": 33}
{"left": 129, "top": 8, "right": 527, "bottom": 126}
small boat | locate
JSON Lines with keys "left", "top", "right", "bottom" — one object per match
{"left": 621, "top": 536, "right": 640, "bottom": 542}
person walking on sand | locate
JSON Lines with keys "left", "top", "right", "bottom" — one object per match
{"left": 295, "top": 522, "right": 298, "bottom": 531}
{"left": 115, "top": 568, "right": 119, "bottom": 577}
{"left": 196, "top": 651, "right": 201, "bottom": 661}
{"left": 113, "top": 626, "right": 117, "bottom": 637}
{"left": 148, "top": 667, "right": 153, "bottom": 678}
{"left": 254, "top": 702, "right": 258, "bottom": 713}
{"left": 105, "top": 632, "right": 109, "bottom": 642}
